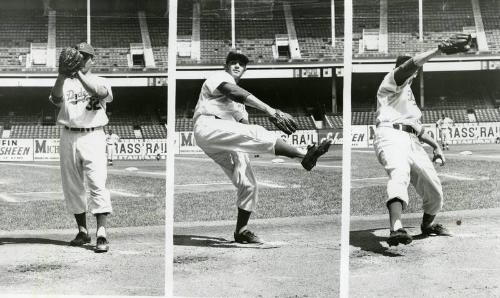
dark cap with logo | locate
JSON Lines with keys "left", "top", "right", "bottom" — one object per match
{"left": 225, "top": 51, "right": 249, "bottom": 66}
{"left": 75, "top": 42, "right": 95, "bottom": 57}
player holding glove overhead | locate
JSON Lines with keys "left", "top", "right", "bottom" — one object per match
{"left": 50, "top": 43, "right": 113, "bottom": 253}
{"left": 374, "top": 34, "right": 470, "bottom": 246}
{"left": 193, "top": 51, "right": 331, "bottom": 244}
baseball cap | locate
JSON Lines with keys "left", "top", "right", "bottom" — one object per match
{"left": 75, "top": 42, "right": 95, "bottom": 57}
{"left": 225, "top": 51, "right": 249, "bottom": 66}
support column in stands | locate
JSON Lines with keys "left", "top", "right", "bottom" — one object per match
{"left": 471, "top": 0, "right": 489, "bottom": 52}
{"left": 282, "top": 1, "right": 302, "bottom": 59}
{"left": 191, "top": 0, "right": 201, "bottom": 60}
{"left": 332, "top": 70, "right": 337, "bottom": 113}
{"left": 419, "top": 68, "right": 424, "bottom": 108}
{"left": 378, "top": 0, "right": 388, "bottom": 54}
{"left": 47, "top": 9, "right": 56, "bottom": 68}
{"left": 138, "top": 11, "right": 156, "bottom": 68}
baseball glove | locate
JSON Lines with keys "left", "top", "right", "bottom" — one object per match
{"left": 59, "top": 47, "right": 83, "bottom": 77}
{"left": 269, "top": 109, "right": 298, "bottom": 135}
{"left": 438, "top": 33, "right": 472, "bottom": 55}
{"left": 432, "top": 149, "right": 445, "bottom": 166}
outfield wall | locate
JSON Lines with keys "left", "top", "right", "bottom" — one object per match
{"left": 1, "top": 123, "right": 499, "bottom": 161}
{"left": 0, "top": 139, "right": 167, "bottom": 161}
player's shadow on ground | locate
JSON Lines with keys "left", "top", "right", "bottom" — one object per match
{"left": 174, "top": 234, "right": 269, "bottom": 249}
{"left": 350, "top": 228, "right": 428, "bottom": 257}
{"left": 0, "top": 237, "right": 70, "bottom": 247}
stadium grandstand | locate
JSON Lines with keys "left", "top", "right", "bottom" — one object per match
{"left": 350, "top": 0, "right": 500, "bottom": 127}
{"left": 2, "top": 0, "right": 500, "bottom": 141}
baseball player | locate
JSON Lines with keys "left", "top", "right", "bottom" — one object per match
{"left": 193, "top": 51, "right": 331, "bottom": 244}
{"left": 436, "top": 114, "right": 454, "bottom": 150}
{"left": 374, "top": 34, "right": 471, "bottom": 246}
{"left": 49, "top": 42, "right": 113, "bottom": 253}
{"left": 105, "top": 129, "right": 120, "bottom": 165}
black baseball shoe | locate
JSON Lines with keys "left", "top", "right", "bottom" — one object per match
{"left": 234, "top": 230, "right": 263, "bottom": 244}
{"left": 421, "top": 223, "right": 451, "bottom": 236}
{"left": 387, "top": 228, "right": 413, "bottom": 246}
{"left": 69, "top": 231, "right": 91, "bottom": 246}
{"left": 301, "top": 140, "right": 332, "bottom": 171}
{"left": 95, "top": 236, "right": 109, "bottom": 253}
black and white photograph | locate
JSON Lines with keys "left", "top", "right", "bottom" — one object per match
{"left": 349, "top": 0, "right": 500, "bottom": 297}
{"left": 0, "top": 0, "right": 166, "bottom": 295}
{"left": 171, "top": 0, "right": 343, "bottom": 296}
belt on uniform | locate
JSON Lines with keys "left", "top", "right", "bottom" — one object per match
{"left": 392, "top": 124, "right": 417, "bottom": 135}
{"left": 64, "top": 126, "right": 102, "bottom": 132}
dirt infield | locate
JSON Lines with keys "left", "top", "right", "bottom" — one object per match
{"left": 350, "top": 208, "right": 500, "bottom": 297}
{"left": 0, "top": 225, "right": 165, "bottom": 296}
{"left": 174, "top": 215, "right": 340, "bottom": 297}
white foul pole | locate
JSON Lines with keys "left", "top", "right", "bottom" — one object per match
{"left": 339, "top": 0, "right": 352, "bottom": 297}
{"left": 231, "top": 0, "right": 235, "bottom": 48}
{"left": 419, "top": 0, "right": 423, "bottom": 41}
{"left": 165, "top": 0, "right": 177, "bottom": 296}
{"left": 331, "top": 0, "right": 335, "bottom": 47}
{"left": 87, "top": 0, "right": 90, "bottom": 43}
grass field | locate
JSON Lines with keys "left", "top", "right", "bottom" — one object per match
{"left": 0, "top": 160, "right": 165, "bottom": 230}
{"left": 351, "top": 143, "right": 500, "bottom": 216}
{"left": 174, "top": 148, "right": 343, "bottom": 222}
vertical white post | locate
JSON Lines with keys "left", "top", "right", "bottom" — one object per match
{"left": 419, "top": 0, "right": 423, "bottom": 41}
{"left": 165, "top": 0, "right": 177, "bottom": 297}
{"left": 331, "top": 0, "right": 335, "bottom": 47}
{"left": 231, "top": 0, "right": 235, "bottom": 48}
{"left": 87, "top": 0, "right": 91, "bottom": 43}
{"left": 339, "top": 0, "right": 352, "bottom": 297}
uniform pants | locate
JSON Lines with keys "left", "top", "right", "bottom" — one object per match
{"left": 59, "top": 128, "right": 112, "bottom": 215}
{"left": 107, "top": 144, "right": 114, "bottom": 160}
{"left": 194, "top": 115, "right": 278, "bottom": 155}
{"left": 194, "top": 115, "right": 279, "bottom": 212}
{"left": 205, "top": 151, "right": 258, "bottom": 212}
{"left": 439, "top": 128, "right": 449, "bottom": 145}
{"left": 374, "top": 127, "right": 443, "bottom": 215}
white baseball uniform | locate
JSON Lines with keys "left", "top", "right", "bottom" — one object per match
{"left": 106, "top": 133, "right": 120, "bottom": 160}
{"left": 374, "top": 69, "right": 443, "bottom": 215}
{"left": 50, "top": 73, "right": 113, "bottom": 215}
{"left": 193, "top": 71, "right": 279, "bottom": 211}
{"left": 436, "top": 117, "right": 454, "bottom": 145}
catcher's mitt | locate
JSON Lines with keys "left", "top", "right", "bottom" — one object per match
{"left": 269, "top": 109, "right": 298, "bottom": 135}
{"left": 438, "top": 34, "right": 472, "bottom": 55}
{"left": 59, "top": 47, "right": 83, "bottom": 77}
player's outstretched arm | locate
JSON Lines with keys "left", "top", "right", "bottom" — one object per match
{"left": 394, "top": 49, "right": 441, "bottom": 85}
{"left": 76, "top": 70, "right": 109, "bottom": 101}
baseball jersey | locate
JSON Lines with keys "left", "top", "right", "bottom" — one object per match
{"left": 51, "top": 73, "right": 113, "bottom": 128}
{"left": 193, "top": 71, "right": 245, "bottom": 122}
{"left": 106, "top": 133, "right": 120, "bottom": 145}
{"left": 436, "top": 117, "right": 454, "bottom": 129}
{"left": 376, "top": 70, "right": 422, "bottom": 126}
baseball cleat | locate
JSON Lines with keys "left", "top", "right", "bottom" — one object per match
{"left": 69, "top": 231, "right": 91, "bottom": 246}
{"left": 387, "top": 228, "right": 413, "bottom": 246}
{"left": 421, "top": 223, "right": 451, "bottom": 236}
{"left": 95, "top": 236, "right": 109, "bottom": 253}
{"left": 301, "top": 139, "right": 332, "bottom": 171}
{"left": 234, "top": 230, "right": 263, "bottom": 244}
